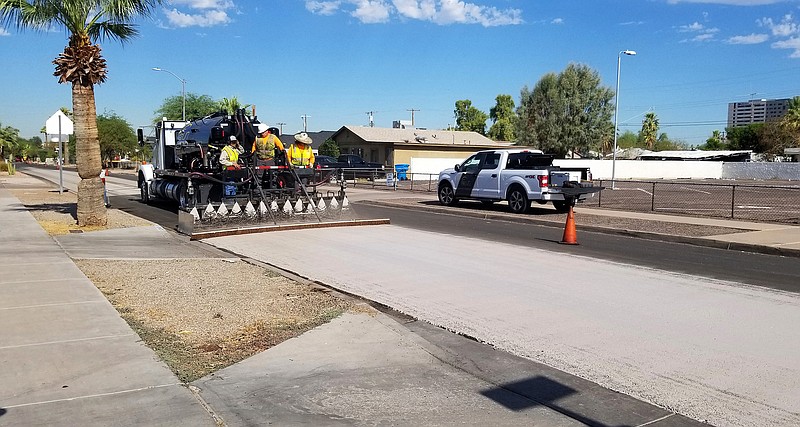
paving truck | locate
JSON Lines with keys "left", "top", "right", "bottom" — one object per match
{"left": 137, "top": 110, "right": 372, "bottom": 237}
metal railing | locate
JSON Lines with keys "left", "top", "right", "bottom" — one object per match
{"left": 326, "top": 171, "right": 800, "bottom": 224}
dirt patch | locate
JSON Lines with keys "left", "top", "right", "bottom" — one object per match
{"left": 77, "top": 258, "right": 354, "bottom": 382}
{"left": 4, "top": 173, "right": 357, "bottom": 382}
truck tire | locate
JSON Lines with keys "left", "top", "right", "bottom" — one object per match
{"left": 139, "top": 179, "right": 150, "bottom": 204}
{"left": 507, "top": 187, "right": 530, "bottom": 214}
{"left": 438, "top": 182, "right": 458, "bottom": 206}
{"left": 553, "top": 200, "right": 570, "bottom": 213}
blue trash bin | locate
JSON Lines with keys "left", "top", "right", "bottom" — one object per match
{"left": 395, "top": 164, "right": 409, "bottom": 180}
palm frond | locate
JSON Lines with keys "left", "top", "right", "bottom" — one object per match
{"left": 88, "top": 20, "right": 137, "bottom": 43}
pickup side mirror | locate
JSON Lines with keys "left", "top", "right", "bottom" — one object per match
{"left": 454, "top": 164, "right": 461, "bottom": 172}
{"left": 137, "top": 129, "right": 144, "bottom": 146}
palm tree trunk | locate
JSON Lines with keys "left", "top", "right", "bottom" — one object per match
{"left": 72, "top": 82, "right": 107, "bottom": 226}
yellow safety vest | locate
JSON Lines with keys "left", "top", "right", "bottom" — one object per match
{"left": 253, "top": 135, "right": 282, "bottom": 160}
{"left": 289, "top": 144, "right": 312, "bottom": 166}
{"left": 222, "top": 145, "right": 239, "bottom": 164}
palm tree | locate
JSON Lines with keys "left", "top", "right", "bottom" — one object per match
{"left": 0, "top": 123, "right": 19, "bottom": 162}
{"left": 0, "top": 0, "right": 162, "bottom": 226}
{"left": 219, "top": 97, "right": 251, "bottom": 115}
{"left": 641, "top": 112, "right": 659, "bottom": 150}
{"left": 781, "top": 96, "right": 800, "bottom": 146}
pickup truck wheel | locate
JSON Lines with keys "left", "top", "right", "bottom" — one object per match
{"left": 139, "top": 180, "right": 150, "bottom": 204}
{"left": 438, "top": 183, "right": 458, "bottom": 206}
{"left": 553, "top": 200, "right": 570, "bottom": 213}
{"left": 507, "top": 187, "right": 530, "bottom": 214}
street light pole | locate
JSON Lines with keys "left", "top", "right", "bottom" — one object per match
{"left": 152, "top": 67, "right": 186, "bottom": 121}
{"left": 611, "top": 50, "right": 636, "bottom": 190}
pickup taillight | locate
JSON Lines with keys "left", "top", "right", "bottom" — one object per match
{"left": 538, "top": 175, "right": 549, "bottom": 188}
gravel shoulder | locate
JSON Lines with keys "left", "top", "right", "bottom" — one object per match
{"left": 3, "top": 172, "right": 356, "bottom": 382}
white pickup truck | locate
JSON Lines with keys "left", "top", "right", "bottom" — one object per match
{"left": 437, "top": 149, "right": 594, "bottom": 213}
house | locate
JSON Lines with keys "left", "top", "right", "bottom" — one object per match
{"left": 330, "top": 125, "right": 512, "bottom": 173}
{"left": 278, "top": 130, "right": 335, "bottom": 155}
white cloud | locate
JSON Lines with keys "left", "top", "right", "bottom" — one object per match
{"left": 305, "top": 0, "right": 523, "bottom": 27}
{"left": 306, "top": 1, "right": 342, "bottom": 15}
{"left": 727, "top": 33, "right": 769, "bottom": 44}
{"left": 164, "top": 8, "right": 231, "bottom": 27}
{"left": 772, "top": 36, "right": 800, "bottom": 58}
{"left": 677, "top": 21, "right": 719, "bottom": 42}
{"left": 162, "top": 0, "right": 234, "bottom": 28}
{"left": 758, "top": 14, "right": 799, "bottom": 37}
{"left": 169, "top": 0, "right": 234, "bottom": 9}
{"left": 679, "top": 22, "right": 705, "bottom": 32}
{"left": 0, "top": 27, "right": 10, "bottom": 36}
{"left": 551, "top": 18, "right": 564, "bottom": 25}
{"left": 667, "top": 0, "right": 786, "bottom": 5}
{"left": 351, "top": 0, "right": 392, "bottom": 23}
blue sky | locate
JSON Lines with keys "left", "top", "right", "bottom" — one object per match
{"left": 1, "top": 0, "right": 799, "bottom": 147}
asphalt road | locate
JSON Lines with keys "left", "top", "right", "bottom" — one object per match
{"left": 18, "top": 164, "right": 800, "bottom": 294}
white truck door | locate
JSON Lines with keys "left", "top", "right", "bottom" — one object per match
{"left": 454, "top": 153, "right": 485, "bottom": 198}
{"left": 475, "top": 152, "right": 502, "bottom": 199}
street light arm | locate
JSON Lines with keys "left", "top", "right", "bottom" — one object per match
{"left": 152, "top": 67, "right": 187, "bottom": 122}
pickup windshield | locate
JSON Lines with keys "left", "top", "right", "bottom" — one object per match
{"left": 506, "top": 153, "right": 555, "bottom": 169}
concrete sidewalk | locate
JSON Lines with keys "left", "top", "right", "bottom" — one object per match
{"left": 0, "top": 188, "right": 215, "bottom": 426}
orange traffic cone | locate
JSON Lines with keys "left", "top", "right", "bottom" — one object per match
{"left": 560, "top": 205, "right": 578, "bottom": 245}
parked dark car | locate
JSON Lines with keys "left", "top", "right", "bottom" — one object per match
{"left": 316, "top": 154, "right": 385, "bottom": 179}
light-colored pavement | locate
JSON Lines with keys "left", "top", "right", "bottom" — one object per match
{"left": 4, "top": 169, "right": 800, "bottom": 426}
{"left": 206, "top": 224, "right": 800, "bottom": 427}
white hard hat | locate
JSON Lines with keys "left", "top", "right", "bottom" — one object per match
{"left": 256, "top": 123, "right": 269, "bottom": 134}
{"left": 229, "top": 135, "right": 238, "bottom": 142}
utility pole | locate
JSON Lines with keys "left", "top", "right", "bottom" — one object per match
{"left": 300, "top": 115, "right": 311, "bottom": 132}
{"left": 407, "top": 108, "right": 420, "bottom": 127}
{"left": 366, "top": 111, "right": 375, "bottom": 127}
{"left": 276, "top": 122, "right": 286, "bottom": 135}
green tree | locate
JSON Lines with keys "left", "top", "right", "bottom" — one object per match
{"left": 454, "top": 99, "right": 488, "bottom": 135}
{"left": 487, "top": 94, "right": 516, "bottom": 141}
{"left": 699, "top": 130, "right": 726, "bottom": 151}
{"left": 517, "top": 64, "right": 614, "bottom": 157}
{"left": 653, "top": 133, "right": 687, "bottom": 151}
{"left": 757, "top": 120, "right": 794, "bottom": 160}
{"left": 96, "top": 112, "right": 137, "bottom": 164}
{"left": 1, "top": 0, "right": 163, "bottom": 226}
{"left": 640, "top": 112, "right": 659, "bottom": 149}
{"left": 0, "top": 123, "right": 19, "bottom": 161}
{"left": 616, "top": 130, "right": 639, "bottom": 149}
{"left": 318, "top": 138, "right": 340, "bottom": 158}
{"left": 726, "top": 124, "right": 763, "bottom": 151}
{"left": 218, "top": 96, "right": 250, "bottom": 115}
{"left": 779, "top": 96, "right": 800, "bottom": 147}
{"left": 154, "top": 93, "right": 219, "bottom": 122}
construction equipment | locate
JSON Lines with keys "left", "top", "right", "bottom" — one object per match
{"left": 137, "top": 110, "right": 387, "bottom": 238}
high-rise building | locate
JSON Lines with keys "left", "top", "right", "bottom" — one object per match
{"left": 727, "top": 98, "right": 791, "bottom": 128}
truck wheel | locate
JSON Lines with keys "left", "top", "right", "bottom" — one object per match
{"left": 507, "top": 187, "right": 530, "bottom": 214}
{"left": 438, "top": 183, "right": 458, "bottom": 206}
{"left": 139, "top": 180, "right": 150, "bottom": 204}
{"left": 553, "top": 200, "right": 570, "bottom": 213}
{"left": 177, "top": 182, "right": 192, "bottom": 210}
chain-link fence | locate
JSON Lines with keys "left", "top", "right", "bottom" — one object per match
{"left": 590, "top": 180, "right": 800, "bottom": 224}
{"left": 334, "top": 171, "right": 800, "bottom": 224}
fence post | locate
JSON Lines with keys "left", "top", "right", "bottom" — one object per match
{"left": 428, "top": 174, "right": 433, "bottom": 192}
{"left": 651, "top": 182, "right": 656, "bottom": 212}
{"left": 731, "top": 185, "right": 736, "bottom": 219}
{"left": 410, "top": 173, "right": 414, "bottom": 191}
{"left": 597, "top": 180, "right": 602, "bottom": 206}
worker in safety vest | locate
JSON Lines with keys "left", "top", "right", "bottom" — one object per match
{"left": 287, "top": 132, "right": 315, "bottom": 167}
{"left": 220, "top": 135, "right": 243, "bottom": 170}
{"left": 252, "top": 124, "right": 285, "bottom": 166}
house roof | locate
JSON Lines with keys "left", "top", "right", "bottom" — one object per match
{"left": 332, "top": 126, "right": 510, "bottom": 147}
{"left": 278, "top": 130, "right": 334, "bottom": 150}
{"left": 637, "top": 150, "right": 753, "bottom": 161}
